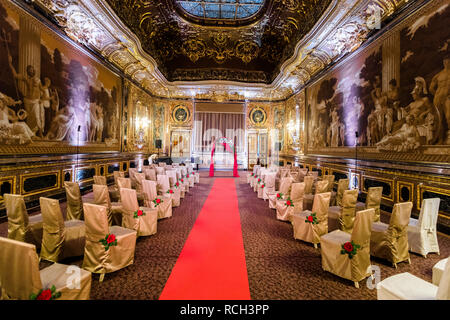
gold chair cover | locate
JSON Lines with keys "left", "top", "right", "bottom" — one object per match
{"left": 303, "top": 176, "right": 314, "bottom": 194}
{"left": 321, "top": 208, "right": 375, "bottom": 285}
{"left": 113, "top": 171, "right": 125, "bottom": 186}
{"left": 64, "top": 181, "right": 84, "bottom": 220}
{"left": 303, "top": 180, "right": 329, "bottom": 211}
{"left": 276, "top": 182, "right": 305, "bottom": 221}
{"left": 128, "top": 168, "right": 138, "bottom": 189}
{"left": 166, "top": 170, "right": 177, "bottom": 187}
{"left": 356, "top": 187, "right": 383, "bottom": 222}
{"left": 370, "top": 202, "right": 413, "bottom": 266}
{"left": 408, "top": 198, "right": 440, "bottom": 257}
{"left": 134, "top": 172, "right": 146, "bottom": 194}
{"left": 142, "top": 179, "right": 173, "bottom": 219}
{"left": 292, "top": 192, "right": 331, "bottom": 244}
{"left": 93, "top": 175, "right": 107, "bottom": 185}
{"left": 268, "top": 177, "right": 293, "bottom": 209}
{"left": 263, "top": 173, "right": 276, "bottom": 200}
{"left": 0, "top": 237, "right": 91, "bottom": 300}
{"left": 144, "top": 168, "right": 157, "bottom": 181}
{"left": 156, "top": 166, "right": 166, "bottom": 176}
{"left": 157, "top": 174, "right": 171, "bottom": 195}
{"left": 315, "top": 180, "right": 329, "bottom": 194}
{"left": 335, "top": 179, "right": 350, "bottom": 207}
{"left": 119, "top": 188, "right": 158, "bottom": 237}
{"left": 5, "top": 193, "right": 42, "bottom": 249}
{"left": 82, "top": 203, "right": 137, "bottom": 276}
{"left": 39, "top": 197, "right": 85, "bottom": 262}
{"left": 93, "top": 184, "right": 123, "bottom": 226}
{"left": 322, "top": 175, "right": 335, "bottom": 192}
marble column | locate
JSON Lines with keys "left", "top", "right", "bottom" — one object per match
{"left": 382, "top": 30, "right": 401, "bottom": 92}
{"left": 18, "top": 16, "right": 41, "bottom": 94}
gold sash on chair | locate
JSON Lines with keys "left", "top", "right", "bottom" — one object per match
{"left": 4, "top": 194, "right": 43, "bottom": 249}
{"left": 39, "top": 197, "right": 85, "bottom": 262}
{"left": 371, "top": 202, "right": 413, "bottom": 267}
{"left": 64, "top": 181, "right": 84, "bottom": 220}
{"left": 119, "top": 188, "right": 158, "bottom": 237}
{"left": 82, "top": 203, "right": 136, "bottom": 279}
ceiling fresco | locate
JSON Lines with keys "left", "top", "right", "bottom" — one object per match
{"left": 103, "top": 0, "right": 332, "bottom": 83}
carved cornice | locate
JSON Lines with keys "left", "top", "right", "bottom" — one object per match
{"left": 32, "top": 0, "right": 412, "bottom": 102}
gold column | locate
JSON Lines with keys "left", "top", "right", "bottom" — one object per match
{"left": 382, "top": 30, "right": 401, "bottom": 92}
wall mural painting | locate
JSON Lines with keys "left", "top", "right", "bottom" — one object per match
{"left": 0, "top": 0, "right": 121, "bottom": 153}
{"left": 285, "top": 91, "right": 305, "bottom": 154}
{"left": 152, "top": 102, "right": 165, "bottom": 150}
{"left": 273, "top": 105, "right": 285, "bottom": 151}
{"left": 306, "top": 1, "right": 450, "bottom": 159}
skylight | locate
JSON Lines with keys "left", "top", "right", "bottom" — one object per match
{"left": 176, "top": 0, "right": 265, "bottom": 20}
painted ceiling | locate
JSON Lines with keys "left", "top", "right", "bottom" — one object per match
{"left": 104, "top": 0, "right": 332, "bottom": 84}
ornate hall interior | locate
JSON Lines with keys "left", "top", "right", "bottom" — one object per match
{"left": 0, "top": 0, "right": 449, "bottom": 303}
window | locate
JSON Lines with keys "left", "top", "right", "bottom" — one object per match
{"left": 176, "top": 0, "right": 265, "bottom": 20}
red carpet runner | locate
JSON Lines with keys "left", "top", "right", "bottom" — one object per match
{"left": 159, "top": 178, "right": 250, "bottom": 300}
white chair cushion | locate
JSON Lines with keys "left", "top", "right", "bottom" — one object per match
{"left": 377, "top": 272, "right": 438, "bottom": 300}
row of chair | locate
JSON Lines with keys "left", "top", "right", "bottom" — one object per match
{"left": 247, "top": 165, "right": 449, "bottom": 299}
{"left": 0, "top": 163, "right": 199, "bottom": 300}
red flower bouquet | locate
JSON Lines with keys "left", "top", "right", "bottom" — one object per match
{"left": 261, "top": 184, "right": 265, "bottom": 189}
{"left": 304, "top": 212, "right": 318, "bottom": 224}
{"left": 167, "top": 189, "right": 174, "bottom": 194}
{"left": 133, "top": 209, "right": 146, "bottom": 218}
{"left": 340, "top": 240, "right": 360, "bottom": 259}
{"left": 175, "top": 182, "right": 180, "bottom": 188}
{"left": 257, "top": 178, "right": 261, "bottom": 184}
{"left": 276, "top": 192, "right": 283, "bottom": 199}
{"left": 100, "top": 233, "right": 118, "bottom": 251}
{"left": 30, "top": 285, "right": 61, "bottom": 300}
{"left": 285, "top": 198, "right": 294, "bottom": 207}
{"left": 153, "top": 198, "right": 163, "bottom": 207}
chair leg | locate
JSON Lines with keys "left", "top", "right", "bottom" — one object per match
{"left": 393, "top": 262, "right": 397, "bottom": 269}
{"left": 408, "top": 258, "right": 411, "bottom": 264}
{"left": 99, "top": 273, "right": 105, "bottom": 283}
{"left": 354, "top": 281, "right": 359, "bottom": 288}
{"left": 313, "top": 243, "right": 318, "bottom": 249}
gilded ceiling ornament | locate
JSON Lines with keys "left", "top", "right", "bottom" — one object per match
{"left": 182, "top": 39, "right": 206, "bottom": 63}
{"left": 235, "top": 41, "right": 260, "bottom": 64}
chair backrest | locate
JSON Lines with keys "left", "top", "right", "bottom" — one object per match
{"left": 144, "top": 168, "right": 157, "bottom": 181}
{"left": 290, "top": 182, "right": 305, "bottom": 204}
{"left": 252, "top": 165, "right": 260, "bottom": 174}
{"left": 315, "top": 180, "right": 329, "bottom": 194}
{"left": 4, "top": 194, "right": 29, "bottom": 242}
{"left": 336, "top": 179, "right": 350, "bottom": 207}
{"left": 157, "top": 174, "right": 170, "bottom": 193}
{"left": 129, "top": 168, "right": 138, "bottom": 179}
{"left": 142, "top": 179, "right": 158, "bottom": 207}
{"left": 156, "top": 166, "right": 166, "bottom": 176}
{"left": 113, "top": 171, "right": 125, "bottom": 186}
{"left": 436, "top": 255, "right": 450, "bottom": 300}
{"left": 341, "top": 189, "right": 359, "bottom": 233}
{"left": 39, "top": 197, "right": 65, "bottom": 261}
{"left": 158, "top": 162, "right": 166, "bottom": 167}
{"left": 312, "top": 192, "right": 331, "bottom": 224}
{"left": 351, "top": 208, "right": 375, "bottom": 245}
{"left": 280, "top": 168, "right": 290, "bottom": 178}
{"left": 64, "top": 181, "right": 83, "bottom": 220}
{"left": 303, "top": 176, "right": 314, "bottom": 194}
{"left": 93, "top": 175, "right": 107, "bottom": 185}
{"left": 134, "top": 172, "right": 146, "bottom": 194}
{"left": 322, "top": 175, "right": 335, "bottom": 192}
{"left": 417, "top": 198, "right": 441, "bottom": 231}
{"left": 83, "top": 203, "right": 109, "bottom": 244}
{"left": 119, "top": 188, "right": 139, "bottom": 213}
{"left": 366, "top": 187, "right": 383, "bottom": 222}
{"left": 166, "top": 170, "right": 177, "bottom": 187}
{"left": 265, "top": 173, "right": 276, "bottom": 188}
{"left": 117, "top": 177, "right": 131, "bottom": 190}
{"left": 388, "top": 202, "right": 413, "bottom": 229}
{"left": 279, "top": 177, "right": 293, "bottom": 195}
{"left": 0, "top": 237, "right": 42, "bottom": 300}
{"left": 308, "top": 171, "right": 319, "bottom": 180}
{"left": 93, "top": 184, "right": 112, "bottom": 208}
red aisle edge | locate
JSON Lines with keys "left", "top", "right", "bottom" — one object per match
{"left": 159, "top": 178, "right": 251, "bottom": 300}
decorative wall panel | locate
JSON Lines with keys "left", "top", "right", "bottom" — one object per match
{"left": 0, "top": 0, "right": 122, "bottom": 154}
{"left": 305, "top": 0, "right": 450, "bottom": 163}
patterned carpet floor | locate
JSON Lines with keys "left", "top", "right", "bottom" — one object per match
{"left": 1, "top": 170, "right": 449, "bottom": 300}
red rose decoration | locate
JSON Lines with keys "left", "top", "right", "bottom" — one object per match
{"left": 37, "top": 289, "right": 52, "bottom": 300}
{"left": 261, "top": 184, "right": 265, "bottom": 188}
{"left": 187, "top": 174, "right": 190, "bottom": 178}
{"left": 107, "top": 234, "right": 116, "bottom": 244}
{"left": 308, "top": 215, "right": 314, "bottom": 222}
{"left": 286, "top": 200, "right": 292, "bottom": 206}
{"left": 343, "top": 242, "right": 353, "bottom": 252}
{"left": 169, "top": 189, "right": 173, "bottom": 194}
{"left": 137, "top": 209, "right": 143, "bottom": 216}
{"left": 156, "top": 198, "right": 161, "bottom": 204}
{"left": 277, "top": 193, "right": 281, "bottom": 198}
